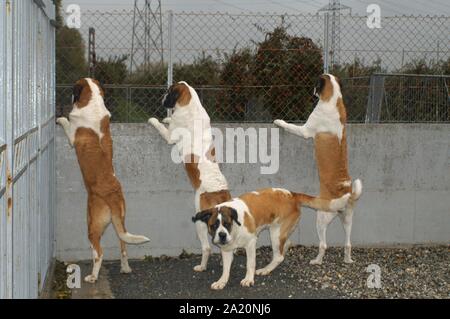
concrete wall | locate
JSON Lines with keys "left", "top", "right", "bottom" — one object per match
{"left": 56, "top": 124, "right": 450, "bottom": 261}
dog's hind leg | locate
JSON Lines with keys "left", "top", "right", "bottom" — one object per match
{"left": 339, "top": 207, "right": 354, "bottom": 263}
{"left": 310, "top": 210, "right": 337, "bottom": 265}
{"left": 257, "top": 212, "right": 300, "bottom": 276}
{"left": 193, "top": 221, "right": 211, "bottom": 272}
{"left": 85, "top": 195, "right": 111, "bottom": 283}
{"left": 120, "top": 240, "right": 132, "bottom": 273}
{"left": 256, "top": 225, "right": 283, "bottom": 276}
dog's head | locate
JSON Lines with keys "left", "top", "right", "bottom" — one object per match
{"left": 71, "top": 78, "right": 104, "bottom": 108}
{"left": 192, "top": 205, "right": 241, "bottom": 246}
{"left": 313, "top": 74, "right": 342, "bottom": 101}
{"left": 162, "top": 81, "right": 192, "bottom": 109}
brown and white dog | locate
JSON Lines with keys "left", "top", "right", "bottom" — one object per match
{"left": 274, "top": 73, "right": 362, "bottom": 264}
{"left": 57, "top": 78, "right": 150, "bottom": 283}
{"left": 148, "top": 81, "right": 232, "bottom": 272}
{"left": 193, "top": 187, "right": 351, "bottom": 290}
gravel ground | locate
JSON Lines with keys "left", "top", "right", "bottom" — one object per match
{"left": 103, "top": 245, "right": 449, "bottom": 299}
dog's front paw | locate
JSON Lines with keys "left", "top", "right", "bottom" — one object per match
{"left": 56, "top": 117, "right": 68, "bottom": 126}
{"left": 309, "top": 258, "right": 323, "bottom": 265}
{"left": 84, "top": 274, "right": 97, "bottom": 283}
{"left": 148, "top": 117, "right": 160, "bottom": 127}
{"left": 273, "top": 119, "right": 287, "bottom": 128}
{"left": 255, "top": 268, "right": 271, "bottom": 276}
{"left": 211, "top": 280, "right": 227, "bottom": 290}
{"left": 120, "top": 265, "right": 132, "bottom": 274}
{"left": 240, "top": 278, "right": 254, "bottom": 287}
{"left": 344, "top": 257, "right": 354, "bottom": 264}
{"left": 193, "top": 264, "right": 207, "bottom": 272}
{"left": 162, "top": 117, "right": 172, "bottom": 124}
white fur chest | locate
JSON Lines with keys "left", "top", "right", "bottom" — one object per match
{"left": 69, "top": 100, "right": 111, "bottom": 142}
{"left": 307, "top": 99, "right": 344, "bottom": 141}
{"left": 169, "top": 105, "right": 212, "bottom": 158}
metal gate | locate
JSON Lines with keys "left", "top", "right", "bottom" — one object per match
{"left": 0, "top": 0, "right": 56, "bottom": 299}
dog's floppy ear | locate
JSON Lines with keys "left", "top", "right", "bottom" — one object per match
{"left": 72, "top": 83, "right": 83, "bottom": 104}
{"left": 192, "top": 209, "right": 213, "bottom": 224}
{"left": 313, "top": 76, "right": 326, "bottom": 97}
{"left": 229, "top": 208, "right": 241, "bottom": 226}
{"left": 163, "top": 86, "right": 180, "bottom": 109}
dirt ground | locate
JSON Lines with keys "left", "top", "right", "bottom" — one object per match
{"left": 53, "top": 245, "right": 449, "bottom": 299}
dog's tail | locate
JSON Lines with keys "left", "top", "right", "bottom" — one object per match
{"left": 111, "top": 202, "right": 150, "bottom": 245}
{"left": 351, "top": 179, "right": 363, "bottom": 202}
{"left": 292, "top": 179, "right": 362, "bottom": 212}
{"left": 292, "top": 192, "right": 351, "bottom": 212}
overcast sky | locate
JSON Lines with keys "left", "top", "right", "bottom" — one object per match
{"left": 64, "top": 0, "right": 450, "bottom": 16}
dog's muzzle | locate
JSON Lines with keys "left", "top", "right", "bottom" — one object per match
{"left": 218, "top": 232, "right": 228, "bottom": 245}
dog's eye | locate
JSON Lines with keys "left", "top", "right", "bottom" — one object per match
{"left": 211, "top": 221, "right": 219, "bottom": 229}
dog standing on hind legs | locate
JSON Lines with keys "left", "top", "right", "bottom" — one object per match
{"left": 274, "top": 73, "right": 362, "bottom": 264}
{"left": 57, "top": 78, "right": 150, "bottom": 283}
{"left": 148, "top": 81, "right": 232, "bottom": 272}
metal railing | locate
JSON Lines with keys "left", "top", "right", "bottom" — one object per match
{"left": 0, "top": 0, "right": 56, "bottom": 299}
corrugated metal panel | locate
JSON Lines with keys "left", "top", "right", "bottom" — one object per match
{"left": 0, "top": 0, "right": 56, "bottom": 299}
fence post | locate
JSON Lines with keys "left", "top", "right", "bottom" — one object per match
{"left": 365, "top": 74, "right": 384, "bottom": 123}
{"left": 4, "top": 0, "right": 14, "bottom": 299}
{"left": 166, "top": 10, "right": 174, "bottom": 118}
{"left": 167, "top": 10, "right": 174, "bottom": 88}
{"left": 323, "top": 12, "right": 330, "bottom": 74}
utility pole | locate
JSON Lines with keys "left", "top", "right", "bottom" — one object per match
{"left": 88, "top": 27, "right": 96, "bottom": 77}
{"left": 130, "top": 0, "right": 164, "bottom": 74}
{"left": 318, "top": 0, "right": 351, "bottom": 72}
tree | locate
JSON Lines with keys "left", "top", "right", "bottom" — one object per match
{"left": 218, "top": 26, "right": 323, "bottom": 121}
{"left": 55, "top": 0, "right": 87, "bottom": 85}
{"left": 95, "top": 55, "right": 128, "bottom": 84}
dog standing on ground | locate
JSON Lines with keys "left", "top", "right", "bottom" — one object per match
{"left": 274, "top": 74, "right": 362, "bottom": 264}
{"left": 57, "top": 78, "right": 150, "bottom": 283}
{"left": 148, "top": 81, "right": 232, "bottom": 272}
{"left": 193, "top": 187, "right": 351, "bottom": 290}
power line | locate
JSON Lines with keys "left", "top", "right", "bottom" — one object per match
{"left": 210, "top": 0, "right": 249, "bottom": 11}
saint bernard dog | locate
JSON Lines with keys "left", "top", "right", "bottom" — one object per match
{"left": 56, "top": 78, "right": 150, "bottom": 283}
{"left": 193, "top": 187, "right": 351, "bottom": 290}
{"left": 148, "top": 81, "right": 232, "bottom": 272}
{"left": 274, "top": 73, "right": 362, "bottom": 265}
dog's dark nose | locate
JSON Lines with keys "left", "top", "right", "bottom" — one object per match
{"left": 219, "top": 232, "right": 227, "bottom": 241}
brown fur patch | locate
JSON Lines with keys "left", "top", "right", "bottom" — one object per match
{"left": 336, "top": 97, "right": 347, "bottom": 124}
{"left": 218, "top": 206, "right": 236, "bottom": 225}
{"left": 173, "top": 82, "right": 191, "bottom": 106}
{"left": 314, "top": 131, "right": 351, "bottom": 199}
{"left": 74, "top": 78, "right": 92, "bottom": 108}
{"left": 319, "top": 75, "right": 334, "bottom": 102}
{"left": 204, "top": 207, "right": 219, "bottom": 232}
{"left": 240, "top": 189, "right": 299, "bottom": 232}
{"left": 244, "top": 213, "right": 256, "bottom": 233}
{"left": 100, "top": 116, "right": 113, "bottom": 163}
{"left": 74, "top": 127, "right": 121, "bottom": 196}
{"left": 199, "top": 190, "right": 232, "bottom": 211}
{"left": 73, "top": 120, "right": 128, "bottom": 259}
{"left": 184, "top": 154, "right": 201, "bottom": 189}
{"left": 239, "top": 188, "right": 302, "bottom": 255}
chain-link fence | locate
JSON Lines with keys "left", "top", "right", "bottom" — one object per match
{"left": 56, "top": 10, "right": 450, "bottom": 123}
